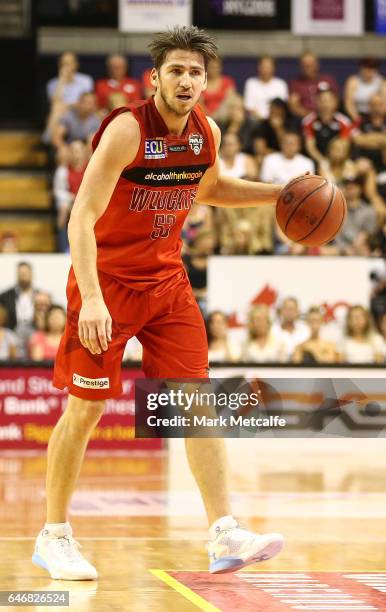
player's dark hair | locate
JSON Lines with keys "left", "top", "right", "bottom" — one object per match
{"left": 148, "top": 26, "right": 218, "bottom": 71}
{"left": 17, "top": 261, "right": 31, "bottom": 269}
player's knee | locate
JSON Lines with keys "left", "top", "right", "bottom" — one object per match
{"left": 65, "top": 397, "right": 105, "bottom": 431}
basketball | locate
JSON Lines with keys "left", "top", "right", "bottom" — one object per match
{"left": 276, "top": 175, "right": 347, "bottom": 247}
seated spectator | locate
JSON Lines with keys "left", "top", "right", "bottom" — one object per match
{"left": 260, "top": 131, "right": 314, "bottom": 185}
{"left": 325, "top": 177, "right": 378, "bottom": 255}
{"left": 338, "top": 305, "right": 383, "bottom": 364}
{"left": 33, "top": 291, "right": 52, "bottom": 332}
{"left": 219, "top": 132, "right": 257, "bottom": 180}
{"left": 141, "top": 67, "right": 155, "bottom": 98}
{"left": 216, "top": 203, "right": 276, "bottom": 255}
{"left": 29, "top": 305, "right": 66, "bottom": 361}
{"left": 228, "top": 219, "right": 256, "bottom": 255}
{"left": 319, "top": 138, "right": 381, "bottom": 213}
{"left": 218, "top": 95, "right": 257, "bottom": 153}
{"left": 375, "top": 145, "right": 386, "bottom": 204}
{"left": 344, "top": 57, "right": 386, "bottom": 123}
{"left": 378, "top": 312, "right": 386, "bottom": 361}
{"left": 43, "top": 52, "right": 94, "bottom": 145}
{"left": 0, "top": 304, "right": 18, "bottom": 360}
{"left": 0, "top": 261, "right": 37, "bottom": 358}
{"left": 241, "top": 305, "right": 286, "bottom": 363}
{"left": 319, "top": 137, "right": 360, "bottom": 184}
{"left": 183, "top": 231, "right": 216, "bottom": 314}
{"left": 106, "top": 91, "right": 130, "bottom": 112}
{"left": 244, "top": 55, "right": 288, "bottom": 120}
{"left": 352, "top": 94, "right": 386, "bottom": 172}
{"left": 252, "top": 98, "right": 300, "bottom": 157}
{"left": 52, "top": 92, "right": 101, "bottom": 149}
{"left": 53, "top": 140, "right": 89, "bottom": 251}
{"left": 272, "top": 297, "right": 309, "bottom": 361}
{"left": 200, "top": 58, "right": 236, "bottom": 120}
{"left": 95, "top": 54, "right": 142, "bottom": 113}
{"left": 0, "top": 232, "right": 18, "bottom": 253}
{"left": 46, "top": 52, "right": 94, "bottom": 108}
{"left": 182, "top": 202, "right": 213, "bottom": 247}
{"left": 303, "top": 88, "right": 352, "bottom": 165}
{"left": 206, "top": 311, "right": 241, "bottom": 363}
{"left": 289, "top": 52, "right": 339, "bottom": 118}
{"left": 293, "top": 307, "right": 338, "bottom": 364}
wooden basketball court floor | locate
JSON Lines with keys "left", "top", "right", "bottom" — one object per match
{"left": 1, "top": 438, "right": 386, "bottom": 611}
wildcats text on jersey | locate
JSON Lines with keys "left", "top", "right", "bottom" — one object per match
{"left": 129, "top": 187, "right": 197, "bottom": 212}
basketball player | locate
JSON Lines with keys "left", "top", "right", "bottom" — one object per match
{"left": 32, "top": 26, "right": 284, "bottom": 579}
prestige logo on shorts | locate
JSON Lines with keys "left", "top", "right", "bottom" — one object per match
{"left": 144, "top": 138, "right": 167, "bottom": 159}
{"left": 73, "top": 373, "right": 110, "bottom": 389}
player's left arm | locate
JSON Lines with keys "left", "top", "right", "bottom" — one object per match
{"left": 195, "top": 118, "right": 283, "bottom": 208}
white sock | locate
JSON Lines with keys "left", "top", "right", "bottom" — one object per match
{"left": 43, "top": 521, "right": 72, "bottom": 536}
{"left": 209, "top": 515, "right": 238, "bottom": 540}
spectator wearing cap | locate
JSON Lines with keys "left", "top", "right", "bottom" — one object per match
{"left": 303, "top": 88, "right": 352, "bottom": 166}
{"left": 352, "top": 94, "right": 386, "bottom": 172}
{"left": 95, "top": 54, "right": 142, "bottom": 114}
{"left": 289, "top": 52, "right": 339, "bottom": 118}
{"left": 344, "top": 58, "right": 386, "bottom": 123}
{"left": 244, "top": 56, "right": 288, "bottom": 120}
{"left": 326, "top": 177, "right": 378, "bottom": 256}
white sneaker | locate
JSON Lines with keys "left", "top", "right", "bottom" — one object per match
{"left": 32, "top": 526, "right": 98, "bottom": 580}
{"left": 207, "top": 516, "right": 284, "bottom": 574}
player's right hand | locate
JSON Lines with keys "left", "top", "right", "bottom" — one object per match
{"left": 78, "top": 297, "right": 112, "bottom": 355}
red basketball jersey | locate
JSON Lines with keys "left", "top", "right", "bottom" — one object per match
{"left": 91, "top": 96, "right": 216, "bottom": 290}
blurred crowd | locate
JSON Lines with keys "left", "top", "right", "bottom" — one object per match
{"left": 1, "top": 50, "right": 385, "bottom": 365}
{"left": 29, "top": 50, "right": 385, "bottom": 257}
{"left": 0, "top": 260, "right": 385, "bottom": 365}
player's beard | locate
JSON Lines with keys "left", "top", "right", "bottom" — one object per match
{"left": 159, "top": 83, "right": 195, "bottom": 118}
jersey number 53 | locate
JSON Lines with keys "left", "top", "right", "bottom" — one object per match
{"left": 150, "top": 214, "right": 176, "bottom": 240}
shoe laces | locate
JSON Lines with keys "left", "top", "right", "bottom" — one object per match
{"left": 50, "top": 534, "right": 83, "bottom": 562}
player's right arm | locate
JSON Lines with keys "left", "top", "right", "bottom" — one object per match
{"left": 68, "top": 112, "right": 141, "bottom": 355}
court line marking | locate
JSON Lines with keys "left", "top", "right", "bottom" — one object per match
{"left": 149, "top": 569, "right": 220, "bottom": 612}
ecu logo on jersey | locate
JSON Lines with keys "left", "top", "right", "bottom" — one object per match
{"left": 189, "top": 133, "right": 204, "bottom": 155}
{"left": 144, "top": 138, "right": 167, "bottom": 159}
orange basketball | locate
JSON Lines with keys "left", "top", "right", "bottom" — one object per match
{"left": 276, "top": 175, "right": 347, "bottom": 247}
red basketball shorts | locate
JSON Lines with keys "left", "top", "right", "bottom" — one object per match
{"left": 53, "top": 268, "right": 209, "bottom": 400}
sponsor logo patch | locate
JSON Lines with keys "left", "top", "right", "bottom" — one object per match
{"left": 73, "top": 373, "right": 110, "bottom": 389}
{"left": 168, "top": 144, "right": 188, "bottom": 153}
{"left": 189, "top": 132, "right": 204, "bottom": 155}
{"left": 121, "top": 164, "right": 208, "bottom": 187}
{"left": 144, "top": 138, "right": 167, "bottom": 159}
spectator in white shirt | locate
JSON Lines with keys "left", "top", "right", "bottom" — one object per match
{"left": 242, "top": 304, "right": 286, "bottom": 363}
{"left": 244, "top": 56, "right": 288, "bottom": 120}
{"left": 219, "top": 132, "right": 257, "bottom": 180}
{"left": 272, "top": 297, "right": 309, "bottom": 360}
{"left": 260, "top": 131, "right": 314, "bottom": 185}
{"left": 338, "top": 305, "right": 384, "bottom": 364}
